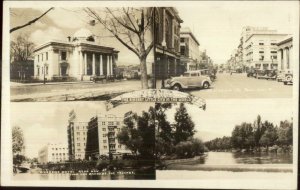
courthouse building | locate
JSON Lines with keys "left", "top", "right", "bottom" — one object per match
{"left": 33, "top": 28, "right": 119, "bottom": 81}
{"left": 38, "top": 143, "right": 69, "bottom": 164}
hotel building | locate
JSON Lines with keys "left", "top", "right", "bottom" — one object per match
{"left": 244, "top": 33, "right": 287, "bottom": 70}
{"left": 38, "top": 143, "right": 69, "bottom": 164}
{"left": 85, "top": 114, "right": 131, "bottom": 160}
{"left": 67, "top": 110, "right": 88, "bottom": 161}
{"left": 33, "top": 28, "right": 119, "bottom": 81}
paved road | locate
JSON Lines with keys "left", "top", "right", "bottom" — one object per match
{"left": 189, "top": 73, "right": 292, "bottom": 99}
{"left": 10, "top": 73, "right": 292, "bottom": 101}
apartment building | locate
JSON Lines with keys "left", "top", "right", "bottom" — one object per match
{"left": 38, "top": 143, "right": 69, "bottom": 164}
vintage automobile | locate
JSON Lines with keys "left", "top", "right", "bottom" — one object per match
{"left": 165, "top": 70, "right": 212, "bottom": 91}
{"left": 198, "top": 69, "right": 216, "bottom": 81}
{"left": 247, "top": 69, "right": 257, "bottom": 78}
{"left": 256, "top": 69, "right": 277, "bottom": 80}
{"left": 277, "top": 70, "right": 285, "bottom": 82}
{"left": 282, "top": 70, "right": 293, "bottom": 85}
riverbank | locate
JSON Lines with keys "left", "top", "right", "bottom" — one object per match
{"left": 166, "top": 163, "right": 293, "bottom": 172}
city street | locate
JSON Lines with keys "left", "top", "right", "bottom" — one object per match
{"left": 10, "top": 72, "right": 292, "bottom": 101}
{"left": 189, "top": 72, "right": 292, "bottom": 99}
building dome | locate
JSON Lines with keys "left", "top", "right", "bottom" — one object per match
{"left": 73, "top": 28, "right": 93, "bottom": 38}
{"left": 72, "top": 28, "right": 95, "bottom": 42}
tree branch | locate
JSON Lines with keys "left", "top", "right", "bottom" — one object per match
{"left": 10, "top": 7, "right": 54, "bottom": 33}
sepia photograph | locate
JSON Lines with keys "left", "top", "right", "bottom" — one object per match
{"left": 1, "top": 0, "right": 299, "bottom": 189}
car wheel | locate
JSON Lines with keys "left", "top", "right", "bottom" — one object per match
{"left": 285, "top": 75, "right": 292, "bottom": 82}
{"left": 203, "top": 82, "right": 210, "bottom": 89}
{"left": 172, "top": 84, "right": 182, "bottom": 91}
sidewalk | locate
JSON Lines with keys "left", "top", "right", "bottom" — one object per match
{"left": 11, "top": 80, "right": 141, "bottom": 101}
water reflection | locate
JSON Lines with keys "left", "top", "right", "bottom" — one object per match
{"left": 202, "top": 152, "right": 292, "bottom": 165}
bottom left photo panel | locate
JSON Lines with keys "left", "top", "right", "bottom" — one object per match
{"left": 10, "top": 101, "right": 156, "bottom": 180}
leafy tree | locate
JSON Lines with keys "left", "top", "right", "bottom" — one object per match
{"left": 259, "top": 121, "right": 278, "bottom": 148}
{"left": 277, "top": 120, "right": 293, "bottom": 146}
{"left": 12, "top": 126, "right": 25, "bottom": 165}
{"left": 173, "top": 103, "right": 196, "bottom": 144}
{"left": 231, "top": 122, "right": 254, "bottom": 149}
{"left": 117, "top": 108, "right": 155, "bottom": 159}
{"left": 174, "top": 138, "right": 205, "bottom": 158}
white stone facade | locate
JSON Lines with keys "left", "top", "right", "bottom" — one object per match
{"left": 33, "top": 29, "right": 119, "bottom": 81}
{"left": 38, "top": 143, "right": 69, "bottom": 164}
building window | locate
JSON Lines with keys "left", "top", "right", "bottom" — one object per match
{"left": 180, "top": 38, "right": 184, "bottom": 43}
{"left": 116, "top": 122, "right": 120, "bottom": 125}
{"left": 38, "top": 55, "right": 40, "bottom": 62}
{"left": 259, "top": 51, "right": 264, "bottom": 53}
{"left": 259, "top": 43, "right": 264, "bottom": 45}
{"left": 77, "top": 149, "right": 81, "bottom": 151}
{"left": 259, "top": 56, "right": 264, "bottom": 61}
{"left": 61, "top": 51, "right": 67, "bottom": 61}
{"left": 46, "top": 52, "right": 48, "bottom": 60}
{"left": 103, "top": 140, "right": 107, "bottom": 143}
{"left": 108, "top": 121, "right": 113, "bottom": 125}
{"left": 103, "top": 134, "right": 107, "bottom": 137}
{"left": 77, "top": 132, "right": 80, "bottom": 135}
{"left": 102, "top": 128, "right": 106, "bottom": 131}
{"left": 102, "top": 122, "right": 106, "bottom": 125}
{"left": 118, "top": 145, "right": 121, "bottom": 148}
{"left": 270, "top": 51, "right": 277, "bottom": 54}
{"left": 45, "top": 66, "right": 48, "bottom": 75}
{"left": 77, "top": 143, "right": 80, "bottom": 146}
{"left": 271, "top": 43, "right": 276, "bottom": 45}
{"left": 104, "top": 146, "right": 107, "bottom": 149}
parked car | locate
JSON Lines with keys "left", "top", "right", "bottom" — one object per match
{"left": 247, "top": 69, "right": 257, "bottom": 77}
{"left": 165, "top": 70, "right": 212, "bottom": 91}
{"left": 256, "top": 69, "right": 277, "bottom": 80}
{"left": 282, "top": 70, "right": 293, "bottom": 85}
{"left": 198, "top": 69, "right": 216, "bottom": 81}
{"left": 277, "top": 70, "right": 285, "bottom": 82}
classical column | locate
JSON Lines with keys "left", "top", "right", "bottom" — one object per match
{"left": 286, "top": 48, "right": 290, "bottom": 69}
{"left": 84, "top": 52, "right": 87, "bottom": 75}
{"left": 282, "top": 48, "right": 287, "bottom": 70}
{"left": 92, "top": 53, "right": 95, "bottom": 75}
{"left": 107, "top": 55, "right": 110, "bottom": 76}
{"left": 79, "top": 51, "right": 82, "bottom": 75}
{"left": 110, "top": 55, "right": 113, "bottom": 75}
{"left": 289, "top": 46, "right": 293, "bottom": 70}
{"left": 278, "top": 49, "right": 282, "bottom": 70}
{"left": 99, "top": 54, "right": 103, "bottom": 75}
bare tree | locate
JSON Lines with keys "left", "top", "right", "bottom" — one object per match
{"left": 85, "top": 7, "right": 154, "bottom": 89}
{"left": 10, "top": 34, "right": 35, "bottom": 62}
{"left": 10, "top": 7, "right": 54, "bottom": 33}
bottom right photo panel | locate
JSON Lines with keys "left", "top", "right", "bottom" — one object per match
{"left": 155, "top": 98, "right": 294, "bottom": 187}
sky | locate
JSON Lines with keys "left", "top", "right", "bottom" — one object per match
{"left": 10, "top": 1, "right": 297, "bottom": 65}
{"left": 10, "top": 101, "right": 153, "bottom": 158}
{"left": 166, "top": 98, "right": 293, "bottom": 142}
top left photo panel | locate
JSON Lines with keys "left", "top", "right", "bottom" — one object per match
{"left": 9, "top": 6, "right": 160, "bottom": 102}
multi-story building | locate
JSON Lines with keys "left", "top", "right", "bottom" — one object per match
{"left": 277, "top": 36, "right": 293, "bottom": 72}
{"left": 67, "top": 110, "right": 88, "bottom": 161}
{"left": 179, "top": 27, "right": 201, "bottom": 71}
{"left": 244, "top": 33, "right": 288, "bottom": 70}
{"left": 153, "top": 7, "right": 184, "bottom": 78}
{"left": 38, "top": 143, "right": 69, "bottom": 164}
{"left": 33, "top": 28, "right": 119, "bottom": 81}
{"left": 239, "top": 26, "right": 278, "bottom": 70}
{"left": 85, "top": 114, "right": 130, "bottom": 160}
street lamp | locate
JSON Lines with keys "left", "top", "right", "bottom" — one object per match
{"left": 161, "top": 40, "right": 166, "bottom": 89}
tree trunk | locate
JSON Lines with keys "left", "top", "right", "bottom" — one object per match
{"left": 140, "top": 56, "right": 148, "bottom": 89}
